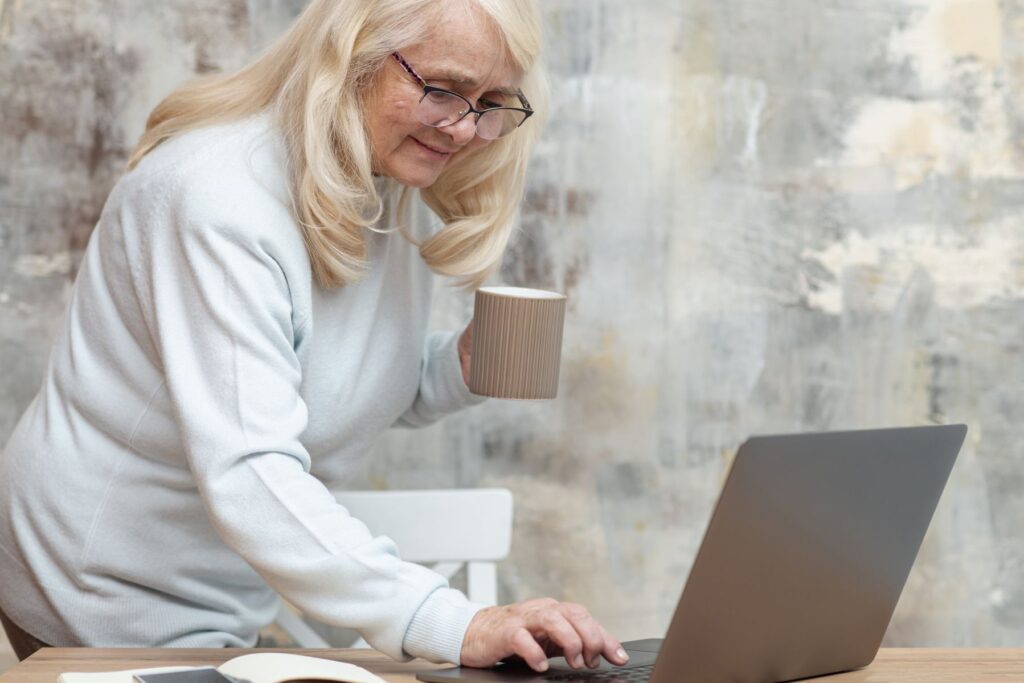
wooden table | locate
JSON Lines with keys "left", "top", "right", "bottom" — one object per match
{"left": 1, "top": 648, "right": 1023, "bottom": 682}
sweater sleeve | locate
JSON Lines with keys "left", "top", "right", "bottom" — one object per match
{"left": 128, "top": 190, "right": 482, "bottom": 662}
{"left": 394, "top": 330, "right": 488, "bottom": 428}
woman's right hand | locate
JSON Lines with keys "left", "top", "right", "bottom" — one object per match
{"left": 460, "top": 598, "right": 630, "bottom": 672}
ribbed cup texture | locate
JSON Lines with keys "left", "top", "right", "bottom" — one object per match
{"left": 469, "top": 288, "right": 567, "bottom": 399}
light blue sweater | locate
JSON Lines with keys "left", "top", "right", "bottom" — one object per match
{"left": 0, "top": 114, "right": 487, "bottom": 664}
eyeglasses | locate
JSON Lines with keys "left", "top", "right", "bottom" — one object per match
{"left": 391, "top": 51, "right": 533, "bottom": 140}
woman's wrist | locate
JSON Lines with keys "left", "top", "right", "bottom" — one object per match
{"left": 403, "top": 587, "right": 487, "bottom": 664}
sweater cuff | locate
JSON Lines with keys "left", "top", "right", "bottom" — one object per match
{"left": 434, "top": 330, "right": 488, "bottom": 409}
{"left": 402, "top": 587, "right": 487, "bottom": 664}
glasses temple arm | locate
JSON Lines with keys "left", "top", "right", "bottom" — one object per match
{"left": 391, "top": 51, "right": 426, "bottom": 88}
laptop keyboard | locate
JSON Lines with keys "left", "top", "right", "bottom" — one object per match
{"left": 545, "top": 664, "right": 654, "bottom": 682}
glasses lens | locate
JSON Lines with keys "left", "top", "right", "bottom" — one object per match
{"left": 416, "top": 90, "right": 529, "bottom": 139}
{"left": 417, "top": 91, "right": 469, "bottom": 128}
{"left": 476, "top": 109, "right": 528, "bottom": 140}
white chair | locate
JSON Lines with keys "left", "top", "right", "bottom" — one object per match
{"left": 274, "top": 488, "right": 514, "bottom": 648}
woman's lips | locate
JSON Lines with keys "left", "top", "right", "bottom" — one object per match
{"left": 412, "top": 137, "right": 453, "bottom": 158}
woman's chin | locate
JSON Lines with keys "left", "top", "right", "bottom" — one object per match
{"left": 386, "top": 165, "right": 445, "bottom": 189}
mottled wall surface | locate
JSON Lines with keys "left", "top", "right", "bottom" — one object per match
{"left": 1, "top": 0, "right": 1022, "bottom": 663}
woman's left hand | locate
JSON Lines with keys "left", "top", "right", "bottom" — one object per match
{"left": 458, "top": 321, "right": 473, "bottom": 385}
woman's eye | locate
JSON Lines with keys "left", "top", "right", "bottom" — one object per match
{"left": 478, "top": 98, "right": 502, "bottom": 110}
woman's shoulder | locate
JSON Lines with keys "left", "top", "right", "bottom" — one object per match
{"left": 127, "top": 113, "right": 285, "bottom": 207}
{"left": 113, "top": 113, "right": 304, "bottom": 253}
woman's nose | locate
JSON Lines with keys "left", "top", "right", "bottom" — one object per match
{"left": 441, "top": 115, "right": 479, "bottom": 145}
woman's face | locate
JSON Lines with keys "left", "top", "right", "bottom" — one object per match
{"left": 364, "top": 4, "right": 522, "bottom": 188}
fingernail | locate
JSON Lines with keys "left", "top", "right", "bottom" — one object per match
{"left": 617, "top": 648, "right": 629, "bottom": 662}
{"left": 537, "top": 660, "right": 549, "bottom": 672}
{"left": 574, "top": 655, "right": 585, "bottom": 668}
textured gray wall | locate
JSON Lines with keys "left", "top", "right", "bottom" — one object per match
{"left": 1, "top": 0, "right": 1022, "bottom": 662}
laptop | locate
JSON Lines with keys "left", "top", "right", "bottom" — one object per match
{"left": 417, "top": 424, "right": 967, "bottom": 683}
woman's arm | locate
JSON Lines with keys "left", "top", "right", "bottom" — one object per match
{"left": 124, "top": 172, "right": 481, "bottom": 662}
{"left": 393, "top": 323, "right": 486, "bottom": 428}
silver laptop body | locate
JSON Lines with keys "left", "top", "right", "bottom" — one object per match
{"left": 416, "top": 424, "right": 966, "bottom": 683}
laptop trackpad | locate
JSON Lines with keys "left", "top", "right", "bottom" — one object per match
{"left": 546, "top": 642, "right": 660, "bottom": 673}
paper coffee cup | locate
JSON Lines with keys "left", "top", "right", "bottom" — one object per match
{"left": 469, "top": 286, "right": 567, "bottom": 400}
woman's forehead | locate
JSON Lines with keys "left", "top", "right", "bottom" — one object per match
{"left": 405, "top": 46, "right": 521, "bottom": 92}
{"left": 407, "top": 3, "right": 521, "bottom": 90}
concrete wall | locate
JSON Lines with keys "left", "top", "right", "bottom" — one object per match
{"left": 1, "top": 0, "right": 1021, "bottom": 666}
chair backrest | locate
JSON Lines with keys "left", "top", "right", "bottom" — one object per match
{"left": 274, "top": 488, "right": 514, "bottom": 648}
{"left": 335, "top": 488, "right": 513, "bottom": 563}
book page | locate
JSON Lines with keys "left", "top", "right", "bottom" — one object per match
{"left": 217, "top": 653, "right": 388, "bottom": 683}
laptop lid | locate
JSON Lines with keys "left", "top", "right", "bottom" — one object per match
{"left": 418, "top": 424, "right": 965, "bottom": 683}
{"left": 649, "top": 424, "right": 965, "bottom": 683}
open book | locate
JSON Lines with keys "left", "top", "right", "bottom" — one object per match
{"left": 57, "top": 652, "right": 390, "bottom": 683}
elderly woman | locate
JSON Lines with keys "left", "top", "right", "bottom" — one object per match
{"left": 0, "top": 0, "right": 629, "bottom": 674}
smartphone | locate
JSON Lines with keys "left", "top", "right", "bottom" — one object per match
{"left": 132, "top": 668, "right": 247, "bottom": 683}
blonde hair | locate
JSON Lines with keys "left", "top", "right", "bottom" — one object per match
{"left": 129, "top": 0, "right": 546, "bottom": 289}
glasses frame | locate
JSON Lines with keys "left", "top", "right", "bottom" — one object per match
{"left": 390, "top": 51, "right": 534, "bottom": 139}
